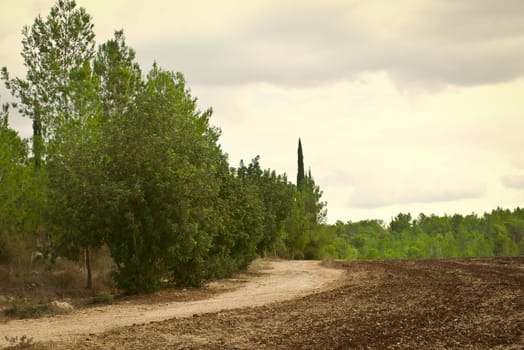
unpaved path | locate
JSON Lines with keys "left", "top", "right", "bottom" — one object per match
{"left": 0, "top": 260, "right": 343, "bottom": 347}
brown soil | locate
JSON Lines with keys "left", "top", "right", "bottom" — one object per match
{"left": 2, "top": 257, "right": 523, "bottom": 349}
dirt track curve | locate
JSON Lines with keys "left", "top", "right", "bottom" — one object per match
{"left": 0, "top": 260, "right": 343, "bottom": 347}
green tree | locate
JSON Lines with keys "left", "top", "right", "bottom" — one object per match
{"left": 47, "top": 120, "right": 105, "bottom": 288}
{"left": 283, "top": 192, "right": 310, "bottom": 259}
{"left": 236, "top": 157, "right": 296, "bottom": 256}
{"left": 224, "top": 160, "right": 265, "bottom": 269}
{"left": 45, "top": 30, "right": 104, "bottom": 288}
{"left": 257, "top": 170, "right": 296, "bottom": 255}
{"left": 301, "top": 171, "right": 327, "bottom": 225}
{"left": 2, "top": 0, "right": 96, "bottom": 166}
{"left": 100, "top": 65, "right": 227, "bottom": 292}
{"left": 390, "top": 213, "right": 412, "bottom": 234}
{"left": 0, "top": 103, "right": 29, "bottom": 261}
{"left": 297, "top": 138, "right": 304, "bottom": 188}
{"left": 94, "top": 30, "right": 142, "bottom": 120}
{"left": 45, "top": 28, "right": 143, "bottom": 289}
{"left": 287, "top": 139, "right": 328, "bottom": 259}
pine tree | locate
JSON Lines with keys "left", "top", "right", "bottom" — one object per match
{"left": 297, "top": 138, "right": 305, "bottom": 189}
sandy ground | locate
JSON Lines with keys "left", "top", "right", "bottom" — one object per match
{"left": 0, "top": 260, "right": 343, "bottom": 347}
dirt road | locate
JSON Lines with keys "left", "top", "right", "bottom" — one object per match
{"left": 0, "top": 260, "right": 343, "bottom": 347}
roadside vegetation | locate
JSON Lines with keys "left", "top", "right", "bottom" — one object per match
{"left": 0, "top": 0, "right": 324, "bottom": 299}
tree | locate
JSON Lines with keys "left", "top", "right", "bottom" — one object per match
{"left": 0, "top": 102, "right": 29, "bottom": 237}
{"left": 283, "top": 191, "right": 310, "bottom": 259}
{"left": 390, "top": 213, "right": 412, "bottom": 234}
{"left": 47, "top": 27, "right": 143, "bottom": 290}
{"left": 235, "top": 157, "right": 296, "bottom": 256}
{"left": 1, "top": 0, "right": 96, "bottom": 166}
{"left": 256, "top": 170, "right": 296, "bottom": 255}
{"left": 0, "top": 100, "right": 46, "bottom": 264}
{"left": 99, "top": 65, "right": 229, "bottom": 292}
{"left": 94, "top": 30, "right": 142, "bottom": 120}
{"left": 297, "top": 138, "right": 305, "bottom": 188}
{"left": 281, "top": 139, "right": 328, "bottom": 259}
{"left": 0, "top": 101, "right": 8, "bottom": 128}
{"left": 301, "top": 171, "right": 327, "bottom": 225}
{"left": 47, "top": 116, "right": 106, "bottom": 289}
{"left": 223, "top": 159, "right": 265, "bottom": 269}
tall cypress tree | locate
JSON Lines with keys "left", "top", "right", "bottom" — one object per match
{"left": 297, "top": 138, "right": 304, "bottom": 189}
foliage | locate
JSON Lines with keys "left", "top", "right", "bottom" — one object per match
{"left": 297, "top": 138, "right": 304, "bottom": 188}
{"left": 93, "top": 291, "right": 114, "bottom": 305}
{"left": 4, "top": 299, "right": 50, "bottom": 319}
{"left": 97, "top": 66, "right": 224, "bottom": 291}
{"left": 0, "top": 100, "right": 47, "bottom": 265}
{"left": 93, "top": 29, "right": 142, "bottom": 120}
{"left": 1, "top": 0, "right": 314, "bottom": 294}
{"left": 1, "top": 0, "right": 96, "bottom": 166}
{"left": 0, "top": 108, "right": 29, "bottom": 239}
{"left": 317, "top": 208, "right": 524, "bottom": 260}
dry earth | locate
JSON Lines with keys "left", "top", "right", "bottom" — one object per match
{"left": 0, "top": 259, "right": 343, "bottom": 348}
{"left": 2, "top": 257, "right": 523, "bottom": 349}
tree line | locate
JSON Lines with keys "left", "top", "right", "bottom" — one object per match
{"left": 313, "top": 209, "right": 524, "bottom": 260}
{"left": 0, "top": 0, "right": 325, "bottom": 293}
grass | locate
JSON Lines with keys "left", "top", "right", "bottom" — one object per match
{"left": 4, "top": 335, "right": 34, "bottom": 349}
{"left": 3, "top": 299, "right": 50, "bottom": 319}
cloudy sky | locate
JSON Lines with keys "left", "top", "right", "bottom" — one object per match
{"left": 1, "top": 0, "right": 523, "bottom": 223}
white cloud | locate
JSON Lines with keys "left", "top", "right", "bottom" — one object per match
{"left": 116, "top": 0, "right": 524, "bottom": 87}
{"left": 501, "top": 175, "right": 524, "bottom": 190}
{"left": 348, "top": 178, "right": 484, "bottom": 209}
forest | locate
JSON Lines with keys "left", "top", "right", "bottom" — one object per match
{"left": 315, "top": 208, "right": 524, "bottom": 260}
{"left": 1, "top": 0, "right": 522, "bottom": 295}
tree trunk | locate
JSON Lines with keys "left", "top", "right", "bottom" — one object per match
{"left": 85, "top": 246, "right": 92, "bottom": 289}
{"left": 33, "top": 117, "right": 42, "bottom": 168}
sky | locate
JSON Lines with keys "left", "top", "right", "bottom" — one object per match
{"left": 1, "top": 0, "right": 524, "bottom": 224}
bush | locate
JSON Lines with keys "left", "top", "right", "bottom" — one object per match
{"left": 93, "top": 291, "right": 113, "bottom": 304}
{"left": 4, "top": 299, "right": 50, "bottom": 319}
{"left": 407, "top": 246, "right": 423, "bottom": 259}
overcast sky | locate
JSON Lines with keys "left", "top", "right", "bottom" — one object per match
{"left": 1, "top": 0, "right": 523, "bottom": 223}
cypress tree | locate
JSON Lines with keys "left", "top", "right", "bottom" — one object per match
{"left": 297, "top": 138, "right": 305, "bottom": 189}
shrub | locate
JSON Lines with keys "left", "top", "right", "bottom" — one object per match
{"left": 93, "top": 291, "right": 113, "bottom": 304}
{"left": 4, "top": 299, "right": 50, "bottom": 319}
